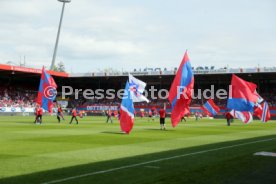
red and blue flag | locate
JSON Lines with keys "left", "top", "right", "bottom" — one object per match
{"left": 201, "top": 99, "right": 220, "bottom": 116}
{"left": 227, "top": 74, "right": 258, "bottom": 112}
{"left": 37, "top": 67, "right": 57, "bottom": 113}
{"left": 120, "top": 81, "right": 135, "bottom": 134}
{"left": 168, "top": 51, "right": 194, "bottom": 127}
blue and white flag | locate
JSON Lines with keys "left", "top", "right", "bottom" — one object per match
{"left": 128, "top": 74, "right": 149, "bottom": 103}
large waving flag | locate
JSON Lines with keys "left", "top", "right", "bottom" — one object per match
{"left": 120, "top": 81, "right": 135, "bottom": 134}
{"left": 201, "top": 99, "right": 220, "bottom": 117}
{"left": 168, "top": 51, "right": 194, "bottom": 127}
{"left": 230, "top": 110, "right": 253, "bottom": 124}
{"left": 37, "top": 67, "right": 57, "bottom": 113}
{"left": 254, "top": 101, "right": 270, "bottom": 122}
{"left": 128, "top": 74, "right": 149, "bottom": 103}
{"left": 227, "top": 74, "right": 258, "bottom": 112}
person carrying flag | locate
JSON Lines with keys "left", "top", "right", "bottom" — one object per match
{"left": 69, "top": 108, "right": 78, "bottom": 124}
{"left": 181, "top": 115, "right": 186, "bottom": 122}
{"left": 37, "top": 106, "right": 43, "bottom": 124}
{"left": 159, "top": 103, "right": 166, "bottom": 130}
{"left": 225, "top": 111, "right": 233, "bottom": 126}
{"left": 57, "top": 105, "right": 65, "bottom": 123}
{"left": 34, "top": 105, "right": 38, "bottom": 123}
{"left": 34, "top": 105, "right": 43, "bottom": 124}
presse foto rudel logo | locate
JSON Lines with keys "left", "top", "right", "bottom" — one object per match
{"left": 44, "top": 86, "right": 57, "bottom": 100}
{"left": 60, "top": 85, "right": 232, "bottom": 100}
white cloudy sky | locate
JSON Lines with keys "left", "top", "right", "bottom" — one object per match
{"left": 0, "top": 0, "right": 275, "bottom": 72}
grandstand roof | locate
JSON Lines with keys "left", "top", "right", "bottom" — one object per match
{"left": 0, "top": 63, "right": 275, "bottom": 78}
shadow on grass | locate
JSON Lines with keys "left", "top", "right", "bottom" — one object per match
{"left": 1, "top": 135, "right": 276, "bottom": 184}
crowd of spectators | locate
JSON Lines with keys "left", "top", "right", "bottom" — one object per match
{"left": 0, "top": 86, "right": 275, "bottom": 108}
{"left": 262, "top": 93, "right": 276, "bottom": 107}
{"left": 68, "top": 95, "right": 275, "bottom": 108}
{"left": 0, "top": 87, "right": 37, "bottom": 108}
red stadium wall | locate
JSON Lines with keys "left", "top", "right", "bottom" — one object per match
{"left": 0, "top": 64, "right": 69, "bottom": 77}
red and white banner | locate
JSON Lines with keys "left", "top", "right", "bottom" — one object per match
{"left": 230, "top": 110, "right": 253, "bottom": 124}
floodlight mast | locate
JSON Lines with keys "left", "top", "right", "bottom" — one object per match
{"left": 50, "top": 0, "right": 71, "bottom": 70}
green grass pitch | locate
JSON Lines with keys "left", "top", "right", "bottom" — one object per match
{"left": 0, "top": 116, "right": 276, "bottom": 184}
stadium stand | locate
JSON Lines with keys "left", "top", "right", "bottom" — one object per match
{"left": 0, "top": 64, "right": 275, "bottom": 118}
{"left": 0, "top": 86, "right": 37, "bottom": 108}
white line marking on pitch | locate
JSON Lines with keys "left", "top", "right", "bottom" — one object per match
{"left": 42, "top": 138, "right": 276, "bottom": 184}
{"left": 254, "top": 151, "right": 276, "bottom": 157}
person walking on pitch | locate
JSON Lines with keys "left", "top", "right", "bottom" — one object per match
{"left": 69, "top": 108, "right": 78, "bottom": 124}
{"left": 225, "top": 112, "right": 233, "bottom": 126}
{"left": 195, "top": 111, "right": 200, "bottom": 121}
{"left": 181, "top": 115, "right": 186, "bottom": 122}
{"left": 148, "top": 109, "right": 154, "bottom": 122}
{"left": 57, "top": 105, "right": 65, "bottom": 123}
{"left": 34, "top": 105, "right": 43, "bottom": 124}
{"left": 105, "top": 110, "right": 113, "bottom": 123}
{"left": 34, "top": 105, "right": 38, "bottom": 123}
{"left": 159, "top": 104, "right": 166, "bottom": 130}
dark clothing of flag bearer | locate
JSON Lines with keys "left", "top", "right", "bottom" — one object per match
{"left": 69, "top": 108, "right": 78, "bottom": 124}
{"left": 34, "top": 106, "right": 43, "bottom": 124}
{"left": 57, "top": 106, "right": 65, "bottom": 123}
{"left": 181, "top": 116, "right": 186, "bottom": 122}
{"left": 226, "top": 112, "right": 232, "bottom": 126}
{"left": 34, "top": 107, "right": 38, "bottom": 123}
{"left": 159, "top": 104, "right": 166, "bottom": 130}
